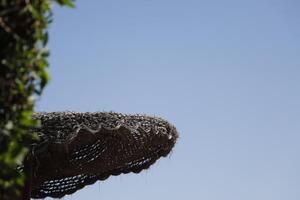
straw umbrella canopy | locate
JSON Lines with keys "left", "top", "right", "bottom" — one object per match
{"left": 25, "top": 112, "right": 178, "bottom": 199}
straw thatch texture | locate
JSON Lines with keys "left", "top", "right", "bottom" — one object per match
{"left": 28, "top": 112, "right": 178, "bottom": 199}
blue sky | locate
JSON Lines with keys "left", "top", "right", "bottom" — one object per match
{"left": 39, "top": 1, "right": 300, "bottom": 199}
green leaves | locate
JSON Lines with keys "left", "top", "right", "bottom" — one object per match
{"left": 0, "top": 0, "right": 73, "bottom": 199}
{"left": 57, "top": 0, "right": 75, "bottom": 8}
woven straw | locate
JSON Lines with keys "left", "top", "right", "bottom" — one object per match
{"left": 28, "top": 112, "right": 178, "bottom": 199}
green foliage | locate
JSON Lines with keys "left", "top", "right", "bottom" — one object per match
{"left": 0, "top": 0, "right": 73, "bottom": 199}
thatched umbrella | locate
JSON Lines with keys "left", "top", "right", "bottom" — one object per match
{"left": 23, "top": 112, "right": 178, "bottom": 199}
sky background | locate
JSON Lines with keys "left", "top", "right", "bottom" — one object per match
{"left": 38, "top": 0, "right": 300, "bottom": 199}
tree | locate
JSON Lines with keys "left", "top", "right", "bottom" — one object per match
{"left": 0, "top": 1, "right": 73, "bottom": 199}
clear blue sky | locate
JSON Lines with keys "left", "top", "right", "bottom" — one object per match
{"left": 38, "top": 0, "right": 300, "bottom": 199}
